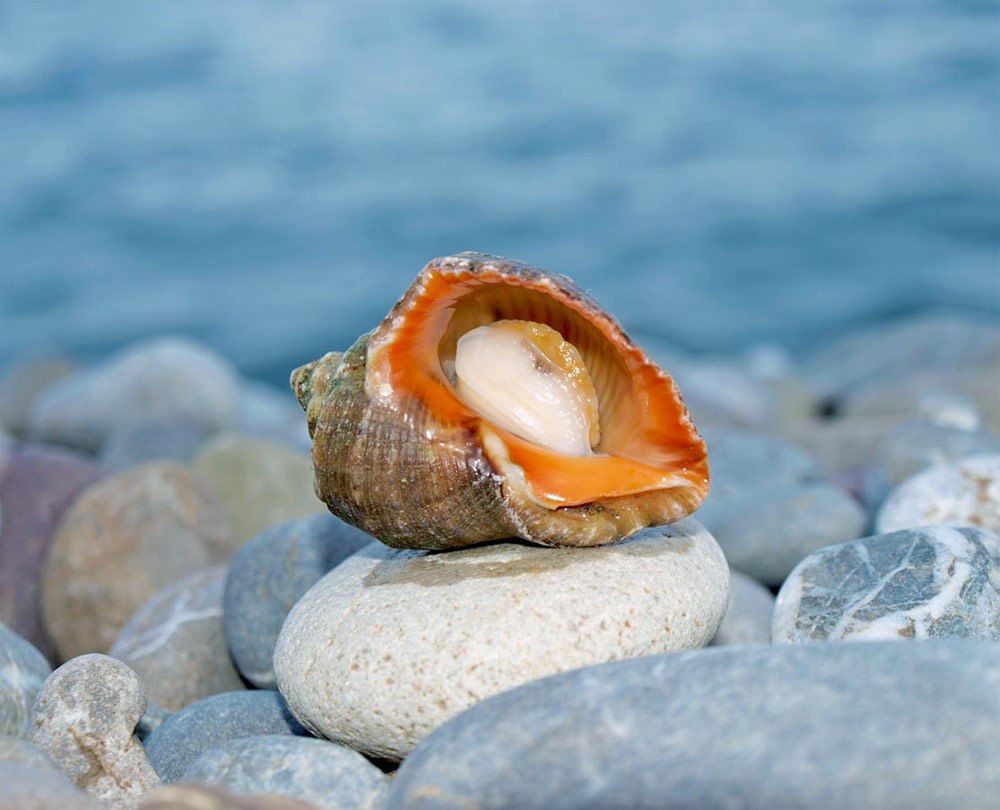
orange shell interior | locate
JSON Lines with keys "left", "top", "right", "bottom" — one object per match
{"left": 370, "top": 266, "right": 709, "bottom": 508}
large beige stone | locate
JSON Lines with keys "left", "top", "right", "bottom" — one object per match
{"left": 193, "top": 434, "right": 325, "bottom": 542}
{"left": 274, "top": 520, "right": 729, "bottom": 761}
{"left": 42, "top": 462, "right": 238, "bottom": 659}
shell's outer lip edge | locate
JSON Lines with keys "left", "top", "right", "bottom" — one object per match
{"left": 359, "top": 252, "right": 709, "bottom": 511}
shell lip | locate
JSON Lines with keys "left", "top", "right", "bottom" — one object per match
{"left": 364, "top": 253, "right": 709, "bottom": 511}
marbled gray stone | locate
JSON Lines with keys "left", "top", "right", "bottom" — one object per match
{"left": 30, "top": 654, "right": 160, "bottom": 808}
{"left": 184, "top": 735, "right": 387, "bottom": 810}
{"left": 388, "top": 641, "right": 1000, "bottom": 810}
{"left": 0, "top": 623, "right": 51, "bottom": 737}
{"left": 30, "top": 337, "right": 239, "bottom": 454}
{"left": 224, "top": 514, "right": 375, "bottom": 688}
{"left": 696, "top": 433, "right": 867, "bottom": 585}
{"left": 100, "top": 420, "right": 208, "bottom": 471}
{"left": 772, "top": 526, "right": 1000, "bottom": 643}
{"left": 111, "top": 567, "right": 245, "bottom": 711}
{"left": 143, "top": 690, "right": 311, "bottom": 783}
{"left": 711, "top": 570, "right": 775, "bottom": 646}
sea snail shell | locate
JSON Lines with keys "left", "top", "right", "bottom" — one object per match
{"left": 291, "top": 252, "right": 709, "bottom": 550}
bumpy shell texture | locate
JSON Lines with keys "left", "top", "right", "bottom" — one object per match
{"left": 292, "top": 253, "right": 708, "bottom": 550}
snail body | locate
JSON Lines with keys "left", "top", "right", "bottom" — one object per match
{"left": 292, "top": 253, "right": 708, "bottom": 550}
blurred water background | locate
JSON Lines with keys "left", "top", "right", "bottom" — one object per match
{"left": 1, "top": 0, "right": 998, "bottom": 387}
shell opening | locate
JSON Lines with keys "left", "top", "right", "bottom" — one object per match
{"left": 371, "top": 266, "right": 708, "bottom": 511}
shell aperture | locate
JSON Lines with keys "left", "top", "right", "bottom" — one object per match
{"left": 454, "top": 320, "right": 601, "bottom": 457}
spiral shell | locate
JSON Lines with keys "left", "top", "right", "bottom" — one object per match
{"left": 292, "top": 253, "right": 708, "bottom": 549}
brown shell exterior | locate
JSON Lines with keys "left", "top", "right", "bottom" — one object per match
{"left": 292, "top": 252, "right": 708, "bottom": 550}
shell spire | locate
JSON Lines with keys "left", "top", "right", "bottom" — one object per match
{"left": 292, "top": 253, "right": 709, "bottom": 550}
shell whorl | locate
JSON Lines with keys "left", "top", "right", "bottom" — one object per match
{"left": 292, "top": 253, "right": 709, "bottom": 550}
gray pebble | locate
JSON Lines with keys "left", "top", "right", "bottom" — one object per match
{"left": 0, "top": 623, "right": 51, "bottom": 737}
{"left": 773, "top": 526, "right": 1000, "bottom": 643}
{"left": 696, "top": 432, "right": 867, "bottom": 585}
{"left": 388, "top": 641, "right": 1000, "bottom": 810}
{"left": 0, "top": 761, "right": 101, "bottom": 810}
{"left": 184, "top": 735, "right": 387, "bottom": 810}
{"left": 711, "top": 570, "right": 775, "bottom": 645}
{"left": 111, "top": 567, "right": 245, "bottom": 711}
{"left": 803, "top": 314, "right": 1000, "bottom": 399}
{"left": 139, "top": 783, "right": 320, "bottom": 810}
{"left": 224, "top": 514, "right": 375, "bottom": 688}
{"left": 238, "top": 381, "right": 311, "bottom": 451}
{"left": 0, "top": 734, "right": 58, "bottom": 768}
{"left": 30, "top": 337, "right": 239, "bottom": 454}
{"left": 30, "top": 654, "right": 160, "bottom": 808}
{"left": 880, "top": 421, "right": 1000, "bottom": 490}
{"left": 0, "top": 356, "right": 75, "bottom": 439}
{"left": 100, "top": 420, "right": 208, "bottom": 471}
{"left": 143, "top": 690, "right": 311, "bottom": 783}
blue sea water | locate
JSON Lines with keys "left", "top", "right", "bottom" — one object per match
{"left": 1, "top": 1, "right": 998, "bottom": 386}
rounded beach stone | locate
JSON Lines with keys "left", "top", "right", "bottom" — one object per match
{"left": 0, "top": 761, "right": 102, "bottom": 810}
{"left": 101, "top": 421, "right": 208, "bottom": 471}
{"left": 711, "top": 570, "right": 775, "bottom": 646}
{"left": 709, "top": 482, "right": 867, "bottom": 586}
{"left": 0, "top": 356, "right": 75, "bottom": 439}
{"left": 110, "top": 567, "right": 244, "bottom": 712}
{"left": 880, "top": 422, "right": 1000, "bottom": 489}
{"left": 696, "top": 431, "right": 866, "bottom": 584}
{"left": 140, "top": 784, "right": 318, "bottom": 810}
{"left": 184, "top": 735, "right": 387, "bottom": 810}
{"left": 238, "top": 381, "right": 311, "bottom": 451}
{"left": 699, "top": 429, "right": 821, "bottom": 492}
{"left": 0, "top": 624, "right": 51, "bottom": 737}
{"left": 224, "top": 514, "right": 376, "bottom": 688}
{"left": 0, "top": 443, "right": 103, "bottom": 659}
{"left": 42, "top": 462, "right": 238, "bottom": 659}
{"left": 274, "top": 520, "right": 729, "bottom": 761}
{"left": 803, "top": 314, "right": 1000, "bottom": 399}
{"left": 0, "top": 734, "right": 57, "bottom": 767}
{"left": 30, "top": 337, "right": 240, "bottom": 454}
{"left": 30, "top": 654, "right": 160, "bottom": 808}
{"left": 388, "top": 641, "right": 1000, "bottom": 810}
{"left": 193, "top": 434, "right": 325, "bottom": 542}
{"left": 143, "top": 690, "right": 310, "bottom": 783}
{"left": 876, "top": 455, "right": 1000, "bottom": 534}
{"left": 772, "top": 526, "right": 1000, "bottom": 643}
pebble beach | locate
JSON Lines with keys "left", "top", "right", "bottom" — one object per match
{"left": 2, "top": 2, "right": 999, "bottom": 808}
{"left": 1, "top": 310, "right": 998, "bottom": 810}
